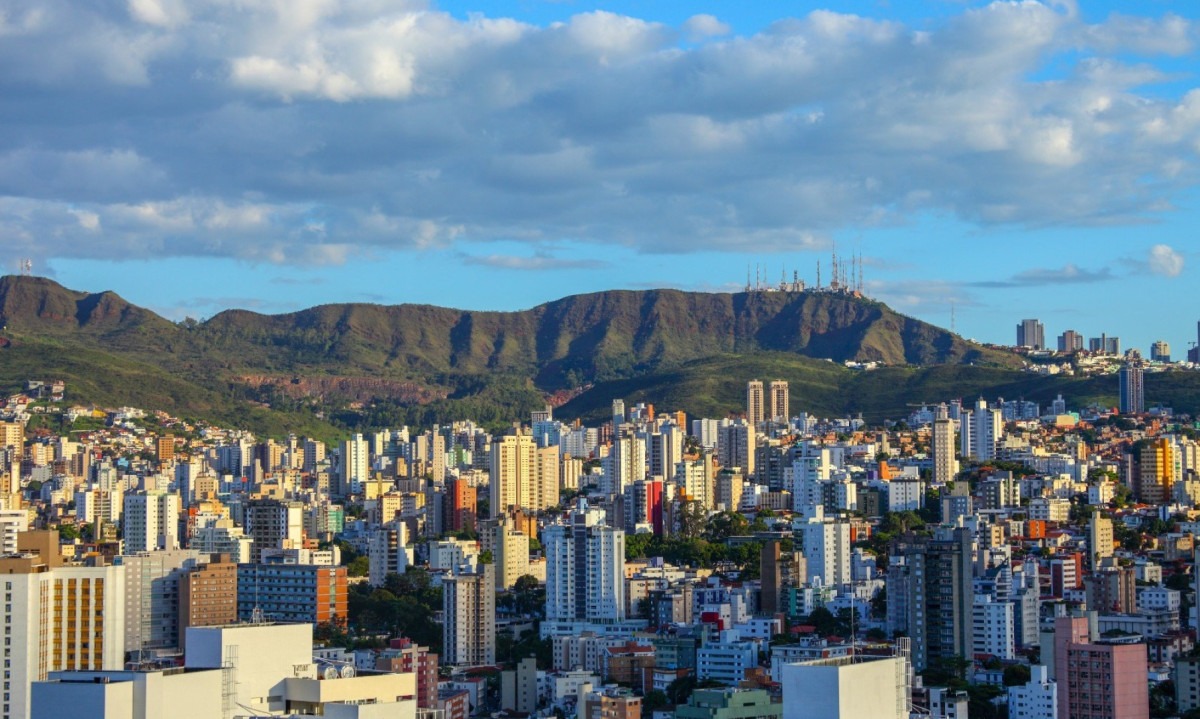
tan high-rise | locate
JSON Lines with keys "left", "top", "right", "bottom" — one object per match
{"left": 769, "top": 380, "right": 789, "bottom": 423}
{"left": 746, "top": 380, "right": 765, "bottom": 425}
{"left": 490, "top": 428, "right": 558, "bottom": 518}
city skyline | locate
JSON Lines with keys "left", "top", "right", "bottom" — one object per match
{"left": 1, "top": 1, "right": 1198, "bottom": 352}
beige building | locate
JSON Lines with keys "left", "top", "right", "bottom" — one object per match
{"left": 490, "top": 429, "right": 558, "bottom": 518}
{"left": 0, "top": 531, "right": 127, "bottom": 719}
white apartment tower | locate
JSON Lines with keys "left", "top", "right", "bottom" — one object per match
{"left": 122, "top": 491, "right": 181, "bottom": 554}
{"left": 339, "top": 434, "right": 370, "bottom": 496}
{"left": 960, "top": 398, "right": 1002, "bottom": 462}
{"left": 798, "top": 507, "right": 851, "bottom": 587}
{"left": 544, "top": 499, "right": 625, "bottom": 624}
{"left": 443, "top": 562, "right": 496, "bottom": 666}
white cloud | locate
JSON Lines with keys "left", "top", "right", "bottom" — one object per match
{"left": 1148, "top": 244, "right": 1185, "bottom": 277}
{"left": 682, "top": 14, "right": 730, "bottom": 42}
{"left": 0, "top": 1, "right": 1198, "bottom": 265}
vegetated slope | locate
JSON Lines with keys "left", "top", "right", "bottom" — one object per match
{"left": 558, "top": 359, "right": 1200, "bottom": 424}
{"left": 0, "top": 276, "right": 1037, "bottom": 435}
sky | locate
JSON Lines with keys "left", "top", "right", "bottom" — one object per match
{"left": 4, "top": 0, "right": 1200, "bottom": 354}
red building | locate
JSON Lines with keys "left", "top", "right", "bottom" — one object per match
{"left": 445, "top": 478, "right": 477, "bottom": 533}
{"left": 1054, "top": 616, "right": 1149, "bottom": 719}
{"left": 377, "top": 637, "right": 439, "bottom": 708}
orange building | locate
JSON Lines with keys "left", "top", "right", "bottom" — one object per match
{"left": 236, "top": 564, "right": 348, "bottom": 626}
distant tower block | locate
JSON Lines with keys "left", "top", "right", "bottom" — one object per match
{"left": 769, "top": 380, "right": 789, "bottom": 424}
{"left": 746, "top": 380, "right": 765, "bottom": 425}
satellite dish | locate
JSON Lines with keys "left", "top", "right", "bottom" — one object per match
{"left": 341, "top": 666, "right": 356, "bottom": 678}
{"left": 324, "top": 667, "right": 339, "bottom": 680}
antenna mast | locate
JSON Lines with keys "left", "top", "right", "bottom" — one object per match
{"left": 19, "top": 259, "right": 31, "bottom": 277}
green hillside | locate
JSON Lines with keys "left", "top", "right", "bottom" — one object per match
{"left": 2, "top": 275, "right": 1193, "bottom": 436}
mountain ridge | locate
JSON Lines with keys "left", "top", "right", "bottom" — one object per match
{"left": 0, "top": 274, "right": 1111, "bottom": 437}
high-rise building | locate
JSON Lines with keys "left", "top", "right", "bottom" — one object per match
{"left": 1089, "top": 335, "right": 1121, "bottom": 355}
{"left": 155, "top": 434, "right": 176, "bottom": 465}
{"left": 717, "top": 421, "right": 755, "bottom": 476}
{"left": 959, "top": 398, "right": 1002, "bottom": 461}
{"left": 1057, "top": 329, "right": 1084, "bottom": 353}
{"left": 1007, "top": 665, "right": 1056, "bottom": 719}
{"left": 122, "top": 491, "right": 181, "bottom": 554}
{"left": 368, "top": 520, "right": 410, "bottom": 587}
{"left": 490, "top": 428, "right": 558, "bottom": 518}
{"left": 119, "top": 549, "right": 201, "bottom": 655}
{"left": 243, "top": 499, "right": 303, "bottom": 563}
{"left": 0, "top": 532, "right": 127, "bottom": 719}
{"left": 646, "top": 425, "right": 683, "bottom": 480}
{"left": 887, "top": 527, "right": 973, "bottom": 671}
{"left": 1119, "top": 361, "right": 1145, "bottom": 414}
{"left": 1054, "top": 615, "right": 1148, "bottom": 719}
{"left": 746, "top": 380, "right": 765, "bottom": 426}
{"left": 236, "top": 564, "right": 347, "bottom": 626}
{"left": 177, "top": 553, "right": 238, "bottom": 651}
{"left": 931, "top": 403, "right": 958, "bottom": 485}
{"left": 444, "top": 477, "right": 477, "bottom": 534}
{"left": 544, "top": 499, "right": 625, "bottom": 624}
{"left": 494, "top": 521, "right": 530, "bottom": 590}
{"left": 675, "top": 459, "right": 713, "bottom": 511}
{"left": 1016, "top": 319, "right": 1045, "bottom": 349}
{"left": 1151, "top": 340, "right": 1171, "bottom": 362}
{"left": 604, "top": 437, "right": 645, "bottom": 497}
{"left": 1137, "top": 438, "right": 1175, "bottom": 505}
{"left": 797, "top": 507, "right": 851, "bottom": 587}
{"left": 339, "top": 434, "right": 370, "bottom": 496}
{"left": 769, "top": 381, "right": 789, "bottom": 423}
{"left": 443, "top": 562, "right": 496, "bottom": 666}
{"left": 1089, "top": 510, "right": 1113, "bottom": 571}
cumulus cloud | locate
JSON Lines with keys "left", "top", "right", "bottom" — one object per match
{"left": 0, "top": 1, "right": 1199, "bottom": 265}
{"left": 1148, "top": 244, "right": 1185, "bottom": 277}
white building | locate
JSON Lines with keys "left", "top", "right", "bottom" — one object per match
{"left": 122, "top": 491, "right": 180, "bottom": 554}
{"left": 696, "top": 631, "right": 757, "bottom": 685}
{"left": 367, "top": 522, "right": 410, "bottom": 587}
{"left": 184, "top": 622, "right": 417, "bottom": 718}
{"left": 340, "top": 434, "right": 370, "bottom": 496}
{"left": 960, "top": 398, "right": 1003, "bottom": 461}
{"left": 0, "top": 534, "right": 128, "bottom": 719}
{"left": 797, "top": 507, "right": 851, "bottom": 588}
{"left": 971, "top": 595, "right": 1016, "bottom": 661}
{"left": 428, "top": 538, "right": 478, "bottom": 572}
{"left": 31, "top": 668, "right": 223, "bottom": 719}
{"left": 443, "top": 563, "right": 496, "bottom": 667}
{"left": 544, "top": 500, "right": 625, "bottom": 624}
{"left": 781, "top": 656, "right": 907, "bottom": 719}
{"left": 1007, "top": 665, "right": 1057, "bottom": 719}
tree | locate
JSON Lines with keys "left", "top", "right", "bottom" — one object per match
{"left": 1002, "top": 664, "right": 1030, "bottom": 687}
{"left": 808, "top": 607, "right": 837, "bottom": 636}
{"left": 666, "top": 675, "right": 697, "bottom": 705}
{"left": 643, "top": 690, "right": 669, "bottom": 711}
{"left": 704, "top": 511, "right": 749, "bottom": 542}
{"left": 347, "top": 556, "right": 369, "bottom": 577}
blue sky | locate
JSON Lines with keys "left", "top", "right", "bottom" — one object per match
{"left": 5, "top": 1, "right": 1200, "bottom": 354}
